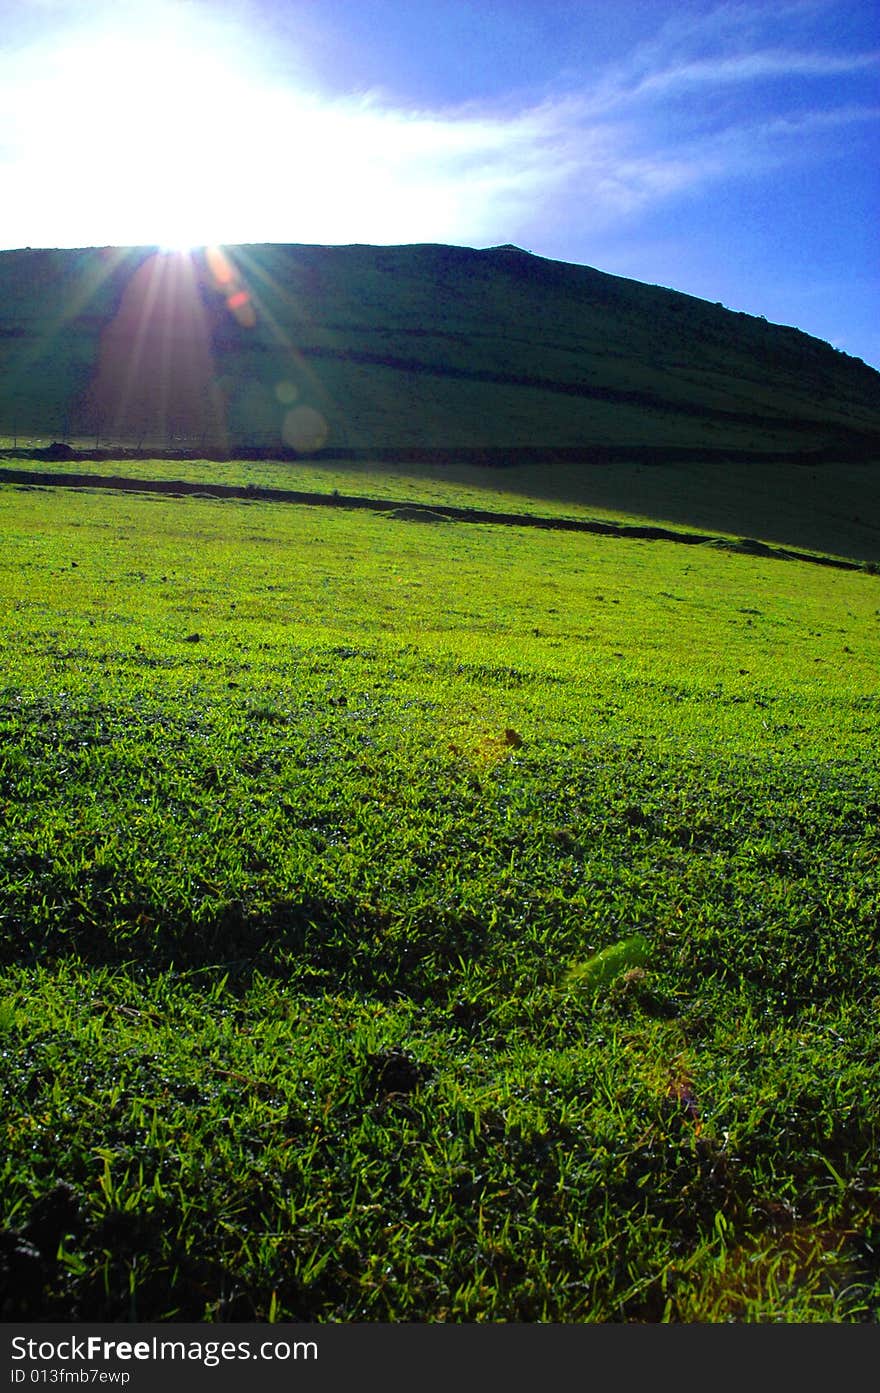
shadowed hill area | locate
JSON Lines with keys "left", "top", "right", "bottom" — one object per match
{"left": 1, "top": 240, "right": 878, "bottom": 556}
{"left": 2, "top": 241, "right": 879, "bottom": 452}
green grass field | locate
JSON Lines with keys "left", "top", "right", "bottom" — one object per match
{"left": 3, "top": 446, "right": 880, "bottom": 563}
{"left": 2, "top": 476, "right": 879, "bottom": 1321}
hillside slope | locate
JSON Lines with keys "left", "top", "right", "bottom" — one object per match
{"left": 1, "top": 242, "right": 878, "bottom": 459}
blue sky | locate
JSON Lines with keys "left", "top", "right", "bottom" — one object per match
{"left": 2, "top": 0, "right": 878, "bottom": 366}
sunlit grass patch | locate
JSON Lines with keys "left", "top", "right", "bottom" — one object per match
{"left": 4, "top": 447, "right": 878, "bottom": 562}
{"left": 0, "top": 480, "right": 878, "bottom": 1320}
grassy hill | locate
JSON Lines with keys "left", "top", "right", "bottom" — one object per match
{"left": 2, "top": 241, "right": 879, "bottom": 452}
{"left": 1, "top": 247, "right": 879, "bottom": 1324}
{"left": 1, "top": 241, "right": 879, "bottom": 558}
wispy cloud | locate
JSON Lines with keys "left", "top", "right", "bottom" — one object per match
{"left": 751, "top": 102, "right": 880, "bottom": 136}
{"left": 509, "top": 3, "right": 880, "bottom": 238}
{"left": 625, "top": 45, "right": 879, "bottom": 100}
{"left": 0, "top": 0, "right": 876, "bottom": 250}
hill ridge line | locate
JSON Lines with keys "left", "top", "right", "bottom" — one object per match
{"left": 0, "top": 465, "right": 868, "bottom": 573}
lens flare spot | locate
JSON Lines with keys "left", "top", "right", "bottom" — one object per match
{"left": 275, "top": 380, "right": 299, "bottom": 405}
{"left": 225, "top": 289, "right": 256, "bottom": 327}
{"left": 282, "top": 405, "right": 328, "bottom": 453}
{"left": 205, "top": 246, "right": 235, "bottom": 286}
{"left": 205, "top": 246, "right": 257, "bottom": 326}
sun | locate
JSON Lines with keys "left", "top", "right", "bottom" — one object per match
{"left": 6, "top": 9, "right": 457, "bottom": 251}
{"left": 21, "top": 27, "right": 262, "bottom": 250}
{"left": 157, "top": 239, "right": 202, "bottom": 255}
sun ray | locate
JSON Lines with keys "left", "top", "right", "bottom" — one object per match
{"left": 220, "top": 245, "right": 344, "bottom": 449}
{"left": 86, "top": 250, "right": 224, "bottom": 450}
{"left": 4, "top": 247, "right": 134, "bottom": 437}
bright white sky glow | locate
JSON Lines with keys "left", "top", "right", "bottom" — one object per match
{"left": 1, "top": 10, "right": 570, "bottom": 251}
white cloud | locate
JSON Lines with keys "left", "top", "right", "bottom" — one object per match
{"left": 626, "top": 46, "right": 879, "bottom": 101}
{"left": 0, "top": 0, "right": 877, "bottom": 250}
